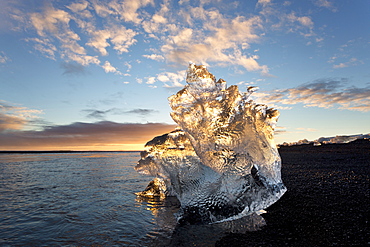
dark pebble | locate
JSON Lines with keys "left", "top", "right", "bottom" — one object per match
{"left": 216, "top": 139, "right": 370, "bottom": 247}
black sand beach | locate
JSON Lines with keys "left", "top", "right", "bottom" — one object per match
{"left": 216, "top": 139, "right": 370, "bottom": 246}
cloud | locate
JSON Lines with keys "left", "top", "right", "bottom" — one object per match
{"left": 124, "top": 61, "right": 132, "bottom": 72}
{"left": 287, "top": 13, "right": 313, "bottom": 28}
{"left": 102, "top": 61, "right": 122, "bottom": 74}
{"left": 257, "top": 1, "right": 316, "bottom": 38}
{"left": 296, "top": 127, "right": 318, "bottom": 132}
{"left": 333, "top": 63, "right": 347, "bottom": 69}
{"left": 273, "top": 126, "right": 286, "bottom": 135}
{"left": 60, "top": 62, "right": 86, "bottom": 75}
{"left": 29, "top": 7, "right": 84, "bottom": 53}
{"left": 332, "top": 58, "right": 359, "bottom": 69}
{"left": 86, "top": 25, "right": 137, "bottom": 55}
{"left": 25, "top": 38, "right": 57, "bottom": 60}
{"left": 253, "top": 78, "right": 370, "bottom": 112}
{"left": 25, "top": 2, "right": 138, "bottom": 70}
{"left": 67, "top": 0, "right": 90, "bottom": 14}
{"left": 274, "top": 11, "right": 315, "bottom": 38}
{"left": 157, "top": 70, "right": 186, "bottom": 88}
{"left": 0, "top": 100, "right": 43, "bottom": 132}
{"left": 0, "top": 1, "right": 20, "bottom": 32}
{"left": 83, "top": 109, "right": 109, "bottom": 120}
{"left": 314, "top": 0, "right": 337, "bottom": 12}
{"left": 16, "top": 0, "right": 323, "bottom": 77}
{"left": 145, "top": 76, "right": 156, "bottom": 84}
{"left": 0, "top": 121, "right": 177, "bottom": 151}
{"left": 85, "top": 29, "right": 111, "bottom": 56}
{"left": 0, "top": 51, "right": 9, "bottom": 64}
{"left": 161, "top": 10, "right": 268, "bottom": 74}
{"left": 256, "top": 0, "right": 271, "bottom": 7}
{"left": 141, "top": 0, "right": 169, "bottom": 35}
{"left": 0, "top": 113, "right": 27, "bottom": 132}
{"left": 143, "top": 54, "right": 165, "bottom": 61}
{"left": 82, "top": 108, "right": 158, "bottom": 120}
{"left": 105, "top": 0, "right": 154, "bottom": 24}
{"left": 27, "top": 4, "right": 102, "bottom": 66}
{"left": 125, "top": 109, "right": 158, "bottom": 115}
{"left": 29, "top": 7, "right": 71, "bottom": 36}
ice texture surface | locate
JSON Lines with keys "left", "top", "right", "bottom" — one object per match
{"left": 135, "top": 63, "right": 286, "bottom": 224}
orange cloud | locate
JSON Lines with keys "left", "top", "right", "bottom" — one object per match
{"left": 253, "top": 78, "right": 370, "bottom": 112}
{"left": 0, "top": 121, "right": 177, "bottom": 151}
{"left": 0, "top": 100, "right": 43, "bottom": 132}
{"left": 0, "top": 113, "right": 27, "bottom": 131}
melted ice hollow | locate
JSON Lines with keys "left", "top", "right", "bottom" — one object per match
{"left": 135, "top": 63, "right": 286, "bottom": 224}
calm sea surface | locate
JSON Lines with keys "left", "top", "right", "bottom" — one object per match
{"left": 0, "top": 152, "right": 182, "bottom": 246}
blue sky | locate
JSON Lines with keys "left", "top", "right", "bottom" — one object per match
{"left": 0, "top": 0, "right": 369, "bottom": 150}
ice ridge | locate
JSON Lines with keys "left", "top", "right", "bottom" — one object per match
{"left": 135, "top": 63, "right": 286, "bottom": 224}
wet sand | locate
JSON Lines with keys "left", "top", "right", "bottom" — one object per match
{"left": 216, "top": 139, "right": 370, "bottom": 246}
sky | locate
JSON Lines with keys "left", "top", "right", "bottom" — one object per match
{"left": 0, "top": 0, "right": 369, "bottom": 151}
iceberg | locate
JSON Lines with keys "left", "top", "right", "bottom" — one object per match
{"left": 135, "top": 63, "right": 286, "bottom": 224}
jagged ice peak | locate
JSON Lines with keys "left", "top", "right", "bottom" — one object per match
{"left": 135, "top": 63, "right": 286, "bottom": 224}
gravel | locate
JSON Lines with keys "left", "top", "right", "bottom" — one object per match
{"left": 216, "top": 139, "right": 370, "bottom": 247}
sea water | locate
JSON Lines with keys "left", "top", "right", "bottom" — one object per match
{"left": 0, "top": 152, "right": 266, "bottom": 246}
{"left": 0, "top": 152, "right": 182, "bottom": 246}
